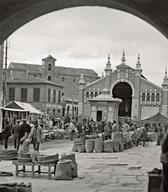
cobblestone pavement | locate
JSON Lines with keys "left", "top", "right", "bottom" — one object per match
{"left": 0, "top": 140, "right": 161, "bottom": 192}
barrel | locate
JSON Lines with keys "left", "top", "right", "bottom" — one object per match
{"left": 94, "top": 138, "right": 103, "bottom": 153}
{"left": 85, "top": 139, "right": 94, "bottom": 153}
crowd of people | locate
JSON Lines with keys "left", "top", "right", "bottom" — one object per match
{"left": 66, "top": 118, "right": 167, "bottom": 146}
{"left": 0, "top": 119, "right": 44, "bottom": 152}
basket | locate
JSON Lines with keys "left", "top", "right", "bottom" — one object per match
{"left": 37, "top": 154, "right": 59, "bottom": 164}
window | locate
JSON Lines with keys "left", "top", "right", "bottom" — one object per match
{"left": 86, "top": 92, "right": 89, "bottom": 98}
{"left": 156, "top": 93, "right": 160, "bottom": 102}
{"left": 142, "top": 93, "right": 145, "bottom": 102}
{"left": 95, "top": 92, "right": 98, "bottom": 97}
{"left": 21, "top": 88, "right": 27, "bottom": 102}
{"left": 48, "top": 88, "right": 51, "bottom": 103}
{"left": 90, "top": 92, "right": 93, "bottom": 98}
{"left": 9, "top": 87, "right": 15, "bottom": 101}
{"left": 33, "top": 88, "right": 40, "bottom": 102}
{"left": 151, "top": 93, "right": 155, "bottom": 102}
{"left": 48, "top": 76, "right": 51, "bottom": 81}
{"left": 58, "top": 90, "right": 61, "bottom": 104}
{"left": 147, "top": 93, "right": 150, "bottom": 102}
{"left": 62, "top": 77, "right": 65, "bottom": 82}
{"left": 48, "top": 64, "right": 51, "bottom": 70}
{"left": 53, "top": 90, "right": 56, "bottom": 103}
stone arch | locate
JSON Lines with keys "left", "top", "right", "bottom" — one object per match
{"left": 0, "top": 1, "right": 168, "bottom": 44}
{"left": 110, "top": 79, "right": 135, "bottom": 97}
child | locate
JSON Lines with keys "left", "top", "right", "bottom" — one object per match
{"left": 20, "top": 132, "right": 29, "bottom": 153}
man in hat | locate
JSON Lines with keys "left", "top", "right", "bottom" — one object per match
{"left": 12, "top": 119, "right": 21, "bottom": 150}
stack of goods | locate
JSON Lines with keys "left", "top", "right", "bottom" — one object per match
{"left": 85, "top": 139, "right": 94, "bottom": 153}
{"left": 72, "top": 138, "right": 85, "bottom": 153}
{"left": 0, "top": 182, "right": 32, "bottom": 192}
{"left": 111, "top": 132, "right": 123, "bottom": 152}
{"left": 37, "top": 153, "right": 59, "bottom": 164}
{"left": 94, "top": 138, "right": 103, "bottom": 153}
{"left": 60, "top": 153, "right": 78, "bottom": 178}
{"left": 103, "top": 140, "right": 113, "bottom": 153}
{"left": 17, "top": 153, "right": 32, "bottom": 163}
{"left": 0, "top": 149, "right": 17, "bottom": 160}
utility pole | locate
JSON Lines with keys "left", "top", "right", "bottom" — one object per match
{"left": 0, "top": 42, "right": 4, "bottom": 132}
{"left": 3, "top": 39, "right": 8, "bottom": 106}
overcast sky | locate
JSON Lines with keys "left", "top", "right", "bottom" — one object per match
{"left": 8, "top": 7, "right": 168, "bottom": 86}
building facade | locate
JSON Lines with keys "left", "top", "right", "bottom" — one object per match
{"left": 6, "top": 55, "right": 99, "bottom": 118}
{"left": 78, "top": 52, "right": 168, "bottom": 122}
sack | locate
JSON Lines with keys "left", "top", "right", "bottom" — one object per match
{"left": 55, "top": 160, "right": 73, "bottom": 180}
{"left": 60, "top": 153, "right": 77, "bottom": 165}
{"left": 103, "top": 140, "right": 113, "bottom": 152}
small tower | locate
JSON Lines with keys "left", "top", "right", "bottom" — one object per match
{"left": 135, "top": 54, "right": 142, "bottom": 76}
{"left": 162, "top": 68, "right": 168, "bottom": 89}
{"left": 121, "top": 50, "right": 126, "bottom": 65}
{"left": 78, "top": 73, "right": 86, "bottom": 119}
{"left": 161, "top": 68, "right": 168, "bottom": 116}
{"left": 42, "top": 54, "right": 56, "bottom": 81}
{"left": 104, "top": 54, "right": 112, "bottom": 91}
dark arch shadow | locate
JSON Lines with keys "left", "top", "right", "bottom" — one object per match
{"left": 0, "top": 0, "right": 168, "bottom": 44}
{"left": 112, "top": 82, "right": 132, "bottom": 119}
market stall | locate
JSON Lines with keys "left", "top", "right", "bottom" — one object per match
{"left": 2, "top": 101, "right": 43, "bottom": 123}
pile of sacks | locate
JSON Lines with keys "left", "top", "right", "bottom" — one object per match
{"left": 55, "top": 153, "right": 78, "bottom": 180}
{"left": 0, "top": 182, "right": 32, "bottom": 192}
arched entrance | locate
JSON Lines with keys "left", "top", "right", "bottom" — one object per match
{"left": 0, "top": 1, "right": 168, "bottom": 44}
{"left": 112, "top": 82, "right": 132, "bottom": 121}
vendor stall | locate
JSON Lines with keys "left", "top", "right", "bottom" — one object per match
{"left": 2, "top": 101, "right": 43, "bottom": 123}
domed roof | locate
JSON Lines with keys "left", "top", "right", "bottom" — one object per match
{"left": 88, "top": 88, "right": 122, "bottom": 102}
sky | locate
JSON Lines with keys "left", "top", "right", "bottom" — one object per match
{"left": 8, "top": 6, "right": 168, "bottom": 86}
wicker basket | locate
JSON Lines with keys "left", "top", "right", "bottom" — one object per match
{"left": 37, "top": 154, "right": 59, "bottom": 164}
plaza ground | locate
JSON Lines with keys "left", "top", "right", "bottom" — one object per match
{"left": 0, "top": 140, "right": 162, "bottom": 192}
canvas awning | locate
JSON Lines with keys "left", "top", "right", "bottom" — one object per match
{"left": 140, "top": 113, "right": 168, "bottom": 124}
{"left": 3, "top": 101, "right": 43, "bottom": 115}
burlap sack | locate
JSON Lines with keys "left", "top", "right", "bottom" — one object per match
{"left": 55, "top": 160, "right": 73, "bottom": 180}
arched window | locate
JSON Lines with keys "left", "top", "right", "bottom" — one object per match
{"left": 48, "top": 64, "right": 51, "bottom": 70}
{"left": 86, "top": 92, "right": 89, "bottom": 98}
{"left": 151, "top": 93, "right": 155, "bottom": 102}
{"left": 156, "top": 93, "right": 160, "bottom": 102}
{"left": 142, "top": 93, "right": 145, "bottom": 102}
{"left": 95, "top": 92, "right": 98, "bottom": 97}
{"left": 90, "top": 92, "right": 93, "bottom": 98}
{"left": 147, "top": 93, "right": 150, "bottom": 102}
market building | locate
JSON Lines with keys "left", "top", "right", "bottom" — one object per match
{"left": 78, "top": 52, "right": 168, "bottom": 123}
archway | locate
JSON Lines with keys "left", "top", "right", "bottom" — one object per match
{"left": 0, "top": 1, "right": 168, "bottom": 45}
{"left": 112, "top": 82, "right": 132, "bottom": 120}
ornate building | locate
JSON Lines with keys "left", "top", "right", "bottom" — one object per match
{"left": 78, "top": 52, "right": 168, "bottom": 122}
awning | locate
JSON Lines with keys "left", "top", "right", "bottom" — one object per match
{"left": 140, "top": 112, "right": 168, "bottom": 124}
{"left": 3, "top": 101, "right": 43, "bottom": 115}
